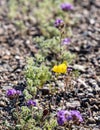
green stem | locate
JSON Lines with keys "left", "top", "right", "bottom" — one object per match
{"left": 15, "top": 97, "right": 21, "bottom": 125}
{"left": 59, "top": 31, "right": 62, "bottom": 61}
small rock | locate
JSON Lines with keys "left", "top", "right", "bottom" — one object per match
{"left": 1, "top": 97, "right": 8, "bottom": 102}
{"left": 90, "top": 19, "right": 95, "bottom": 25}
{"left": 77, "top": 79, "right": 89, "bottom": 88}
{"left": 0, "top": 28, "right": 4, "bottom": 35}
{"left": 73, "top": 64, "right": 85, "bottom": 72}
{"left": 92, "top": 105, "right": 99, "bottom": 110}
{"left": 78, "top": 93, "right": 85, "bottom": 98}
{"left": 2, "top": 85, "right": 12, "bottom": 91}
{"left": 93, "top": 128, "right": 100, "bottom": 130}
{"left": 94, "top": 116, "right": 100, "bottom": 121}
{"left": 87, "top": 87, "right": 93, "bottom": 92}
{"left": 66, "top": 100, "right": 80, "bottom": 108}
{"left": 95, "top": 86, "right": 100, "bottom": 92}
{"left": 74, "top": 46, "right": 80, "bottom": 52}
{"left": 88, "top": 117, "right": 96, "bottom": 123}
{"left": 15, "top": 55, "right": 20, "bottom": 60}
{"left": 57, "top": 81, "right": 65, "bottom": 89}
{"left": 87, "top": 93, "right": 94, "bottom": 98}
{"left": 0, "top": 101, "right": 6, "bottom": 107}
{"left": 89, "top": 98, "right": 99, "bottom": 105}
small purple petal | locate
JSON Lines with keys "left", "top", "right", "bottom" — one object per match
{"left": 54, "top": 18, "right": 64, "bottom": 28}
{"left": 67, "top": 67, "right": 72, "bottom": 73}
{"left": 61, "top": 3, "right": 74, "bottom": 11}
{"left": 6, "top": 89, "right": 16, "bottom": 97}
{"left": 57, "top": 116, "right": 65, "bottom": 125}
{"left": 16, "top": 90, "right": 22, "bottom": 96}
{"left": 57, "top": 110, "right": 66, "bottom": 125}
{"left": 27, "top": 100, "right": 36, "bottom": 106}
{"left": 64, "top": 111, "right": 72, "bottom": 121}
{"left": 70, "top": 110, "right": 83, "bottom": 122}
{"left": 57, "top": 110, "right": 66, "bottom": 117}
{"left": 57, "top": 110, "right": 71, "bottom": 126}
{"left": 62, "top": 38, "right": 71, "bottom": 45}
{"left": 6, "top": 89, "right": 22, "bottom": 99}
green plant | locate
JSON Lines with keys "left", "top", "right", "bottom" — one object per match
{"left": 25, "top": 57, "right": 51, "bottom": 89}
{"left": 4, "top": 98, "right": 57, "bottom": 130}
{"left": 34, "top": 0, "right": 74, "bottom": 38}
{"left": 4, "top": 1, "right": 84, "bottom": 130}
{"left": 43, "top": 118, "right": 57, "bottom": 130}
{"left": 34, "top": 36, "right": 75, "bottom": 65}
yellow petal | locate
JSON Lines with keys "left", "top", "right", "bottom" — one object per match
{"left": 52, "top": 63, "right": 67, "bottom": 73}
{"left": 52, "top": 65, "right": 58, "bottom": 73}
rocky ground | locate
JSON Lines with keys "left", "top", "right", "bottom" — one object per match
{"left": 0, "top": 0, "right": 100, "bottom": 130}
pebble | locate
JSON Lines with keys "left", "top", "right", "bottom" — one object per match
{"left": 89, "top": 98, "right": 100, "bottom": 105}
{"left": 0, "top": 101, "right": 6, "bottom": 107}
{"left": 95, "top": 86, "right": 100, "bottom": 92}
{"left": 90, "top": 19, "right": 95, "bottom": 25}
{"left": 87, "top": 87, "right": 93, "bottom": 92}
{"left": 88, "top": 117, "right": 96, "bottom": 123}
{"left": 56, "top": 81, "right": 65, "bottom": 91}
{"left": 93, "top": 128, "right": 100, "bottom": 130}
{"left": 66, "top": 100, "right": 80, "bottom": 108}
{"left": 73, "top": 64, "right": 86, "bottom": 72}
{"left": 87, "top": 93, "right": 94, "bottom": 98}
{"left": 0, "top": 28, "right": 4, "bottom": 35}
{"left": 94, "top": 116, "right": 100, "bottom": 121}
{"left": 2, "top": 85, "right": 12, "bottom": 90}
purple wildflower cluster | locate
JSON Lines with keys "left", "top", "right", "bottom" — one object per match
{"left": 27, "top": 99, "right": 36, "bottom": 107}
{"left": 61, "top": 3, "right": 73, "bottom": 11}
{"left": 57, "top": 110, "right": 83, "bottom": 126}
{"left": 6, "top": 89, "right": 21, "bottom": 99}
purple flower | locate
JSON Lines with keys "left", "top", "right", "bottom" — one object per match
{"left": 62, "top": 38, "right": 71, "bottom": 45}
{"left": 57, "top": 110, "right": 66, "bottom": 125}
{"left": 57, "top": 110, "right": 71, "bottom": 126}
{"left": 16, "top": 90, "right": 22, "bottom": 96}
{"left": 27, "top": 100, "right": 36, "bottom": 107}
{"left": 57, "top": 115, "right": 66, "bottom": 125}
{"left": 57, "top": 110, "right": 83, "bottom": 126}
{"left": 57, "top": 110, "right": 66, "bottom": 117}
{"left": 67, "top": 67, "right": 72, "bottom": 73}
{"left": 6, "top": 89, "right": 22, "bottom": 99}
{"left": 6, "top": 89, "right": 16, "bottom": 97}
{"left": 61, "top": 3, "right": 73, "bottom": 11}
{"left": 54, "top": 18, "right": 64, "bottom": 28}
{"left": 70, "top": 110, "right": 83, "bottom": 123}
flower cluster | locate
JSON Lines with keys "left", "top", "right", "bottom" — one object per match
{"left": 57, "top": 110, "right": 83, "bottom": 126}
{"left": 27, "top": 99, "right": 36, "bottom": 107}
{"left": 6, "top": 89, "right": 21, "bottom": 99}
{"left": 61, "top": 3, "right": 73, "bottom": 11}
{"left": 52, "top": 63, "right": 67, "bottom": 73}
{"left": 57, "top": 110, "right": 71, "bottom": 125}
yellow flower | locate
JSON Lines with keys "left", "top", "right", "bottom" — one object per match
{"left": 52, "top": 63, "right": 67, "bottom": 73}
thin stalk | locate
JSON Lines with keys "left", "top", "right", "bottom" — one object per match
{"left": 15, "top": 97, "right": 20, "bottom": 124}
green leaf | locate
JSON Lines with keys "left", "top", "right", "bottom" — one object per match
{"left": 25, "top": 115, "right": 32, "bottom": 122}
